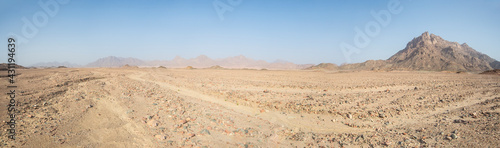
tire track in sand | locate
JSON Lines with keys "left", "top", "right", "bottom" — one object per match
{"left": 127, "top": 71, "right": 371, "bottom": 134}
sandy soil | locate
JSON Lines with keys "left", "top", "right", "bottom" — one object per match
{"left": 0, "top": 68, "right": 499, "bottom": 147}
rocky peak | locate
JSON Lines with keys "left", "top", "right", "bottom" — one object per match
{"left": 408, "top": 32, "right": 446, "bottom": 48}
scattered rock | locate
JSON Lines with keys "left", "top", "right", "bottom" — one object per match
{"left": 178, "top": 120, "right": 188, "bottom": 124}
{"left": 155, "top": 135, "right": 167, "bottom": 140}
{"left": 379, "top": 113, "right": 386, "bottom": 118}
{"left": 200, "top": 129, "right": 211, "bottom": 135}
{"left": 453, "top": 119, "right": 470, "bottom": 124}
{"left": 470, "top": 112, "right": 478, "bottom": 118}
{"left": 383, "top": 141, "right": 392, "bottom": 146}
{"left": 147, "top": 120, "right": 159, "bottom": 127}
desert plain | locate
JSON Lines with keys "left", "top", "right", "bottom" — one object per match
{"left": 0, "top": 68, "right": 499, "bottom": 147}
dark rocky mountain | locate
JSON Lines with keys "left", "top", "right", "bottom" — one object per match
{"left": 0, "top": 63, "right": 26, "bottom": 71}
{"left": 0, "top": 63, "right": 26, "bottom": 77}
{"left": 311, "top": 32, "right": 499, "bottom": 72}
{"left": 387, "top": 32, "right": 499, "bottom": 71}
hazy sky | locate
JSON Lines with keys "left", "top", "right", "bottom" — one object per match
{"left": 1, "top": 0, "right": 499, "bottom": 66}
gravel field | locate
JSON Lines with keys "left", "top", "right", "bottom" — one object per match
{"left": 0, "top": 68, "right": 498, "bottom": 147}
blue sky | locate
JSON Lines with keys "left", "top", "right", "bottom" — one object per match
{"left": 1, "top": 0, "right": 499, "bottom": 66}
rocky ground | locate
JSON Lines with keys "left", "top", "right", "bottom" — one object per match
{"left": 0, "top": 68, "right": 498, "bottom": 147}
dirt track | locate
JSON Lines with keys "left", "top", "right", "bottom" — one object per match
{"left": 1, "top": 68, "right": 499, "bottom": 147}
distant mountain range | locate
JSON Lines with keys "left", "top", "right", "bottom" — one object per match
{"left": 308, "top": 32, "right": 500, "bottom": 72}
{"left": 31, "top": 55, "right": 313, "bottom": 70}
{"left": 29, "top": 32, "right": 499, "bottom": 71}
{"left": 30, "top": 61, "right": 81, "bottom": 68}
{"left": 86, "top": 56, "right": 147, "bottom": 68}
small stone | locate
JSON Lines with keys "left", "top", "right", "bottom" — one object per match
{"left": 347, "top": 114, "right": 352, "bottom": 119}
{"left": 379, "top": 113, "right": 386, "bottom": 118}
{"left": 419, "top": 138, "right": 427, "bottom": 144}
{"left": 179, "top": 120, "right": 188, "bottom": 124}
{"left": 471, "top": 113, "right": 478, "bottom": 118}
{"left": 201, "top": 129, "right": 211, "bottom": 135}
{"left": 383, "top": 141, "right": 392, "bottom": 146}
{"left": 148, "top": 120, "right": 159, "bottom": 127}
{"left": 155, "top": 135, "right": 166, "bottom": 140}
{"left": 451, "top": 134, "right": 458, "bottom": 139}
